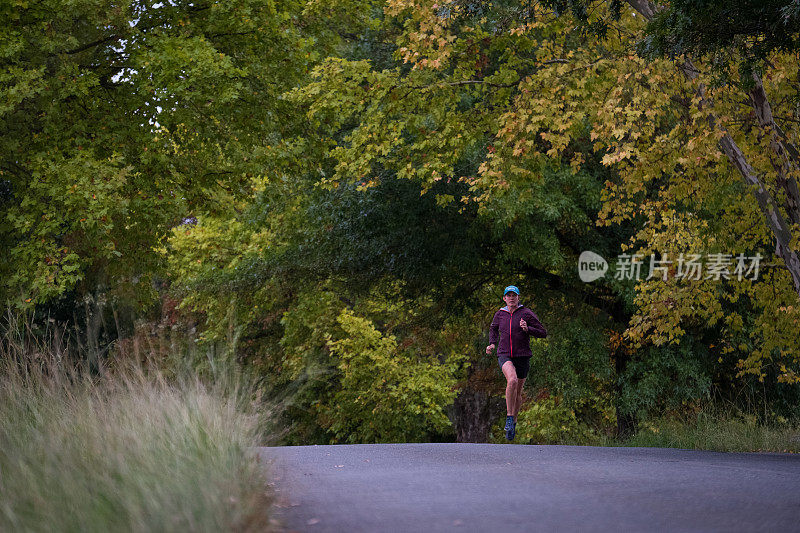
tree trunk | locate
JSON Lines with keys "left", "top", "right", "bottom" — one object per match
{"left": 451, "top": 386, "right": 504, "bottom": 443}
{"left": 612, "top": 344, "right": 638, "bottom": 438}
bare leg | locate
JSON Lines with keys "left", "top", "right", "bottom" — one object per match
{"left": 512, "top": 378, "right": 526, "bottom": 419}
{"left": 501, "top": 361, "right": 519, "bottom": 416}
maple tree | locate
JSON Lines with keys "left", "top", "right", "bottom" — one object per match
{"left": 291, "top": 0, "right": 800, "bottom": 389}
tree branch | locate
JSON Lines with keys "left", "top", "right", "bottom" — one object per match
{"left": 747, "top": 71, "right": 800, "bottom": 226}
{"left": 624, "top": 0, "right": 800, "bottom": 296}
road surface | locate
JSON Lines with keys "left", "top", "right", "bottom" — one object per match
{"left": 258, "top": 444, "right": 800, "bottom": 532}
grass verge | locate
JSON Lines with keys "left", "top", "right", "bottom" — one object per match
{"left": 0, "top": 357, "right": 274, "bottom": 532}
{"left": 622, "top": 410, "right": 800, "bottom": 453}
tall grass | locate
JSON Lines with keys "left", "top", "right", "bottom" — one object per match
{"left": 0, "top": 312, "right": 275, "bottom": 532}
{"left": 623, "top": 408, "right": 800, "bottom": 453}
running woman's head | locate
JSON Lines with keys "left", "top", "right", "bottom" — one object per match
{"left": 503, "top": 285, "right": 520, "bottom": 307}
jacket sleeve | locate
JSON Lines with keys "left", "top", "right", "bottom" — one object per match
{"left": 489, "top": 312, "right": 500, "bottom": 345}
{"left": 525, "top": 310, "right": 547, "bottom": 338}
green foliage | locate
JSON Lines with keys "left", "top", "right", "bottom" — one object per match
{"left": 617, "top": 338, "right": 714, "bottom": 421}
{"left": 273, "top": 287, "right": 344, "bottom": 444}
{"left": 480, "top": 162, "right": 609, "bottom": 275}
{"left": 324, "top": 308, "right": 458, "bottom": 443}
{"left": 528, "top": 306, "right": 615, "bottom": 404}
{"left": 0, "top": 0, "right": 320, "bottom": 308}
{"left": 639, "top": 0, "right": 800, "bottom": 82}
{"left": 510, "top": 397, "right": 599, "bottom": 445}
{"left": 281, "top": 288, "right": 344, "bottom": 380}
{"left": 275, "top": 177, "right": 489, "bottom": 297}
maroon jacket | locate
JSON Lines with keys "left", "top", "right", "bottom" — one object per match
{"left": 489, "top": 305, "right": 547, "bottom": 358}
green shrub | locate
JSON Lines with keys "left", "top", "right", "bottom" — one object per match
{"left": 489, "top": 397, "right": 605, "bottom": 445}
{"left": 323, "top": 309, "right": 459, "bottom": 443}
{"left": 515, "top": 397, "right": 597, "bottom": 444}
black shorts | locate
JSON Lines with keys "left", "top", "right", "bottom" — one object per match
{"left": 497, "top": 355, "right": 531, "bottom": 379}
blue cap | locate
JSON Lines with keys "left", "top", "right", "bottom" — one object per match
{"left": 503, "top": 285, "right": 519, "bottom": 296}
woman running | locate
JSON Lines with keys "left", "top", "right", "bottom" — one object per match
{"left": 486, "top": 285, "right": 548, "bottom": 440}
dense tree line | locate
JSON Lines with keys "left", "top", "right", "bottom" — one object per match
{"left": 3, "top": 0, "right": 800, "bottom": 443}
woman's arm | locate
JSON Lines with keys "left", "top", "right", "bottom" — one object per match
{"left": 524, "top": 310, "right": 547, "bottom": 338}
{"left": 489, "top": 312, "right": 500, "bottom": 345}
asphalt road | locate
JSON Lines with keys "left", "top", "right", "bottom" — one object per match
{"left": 258, "top": 444, "right": 800, "bottom": 532}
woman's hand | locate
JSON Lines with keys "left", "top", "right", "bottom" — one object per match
{"left": 486, "top": 344, "right": 495, "bottom": 354}
{"left": 520, "top": 319, "right": 528, "bottom": 332}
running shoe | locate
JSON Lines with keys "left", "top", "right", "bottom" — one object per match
{"left": 505, "top": 415, "right": 514, "bottom": 440}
